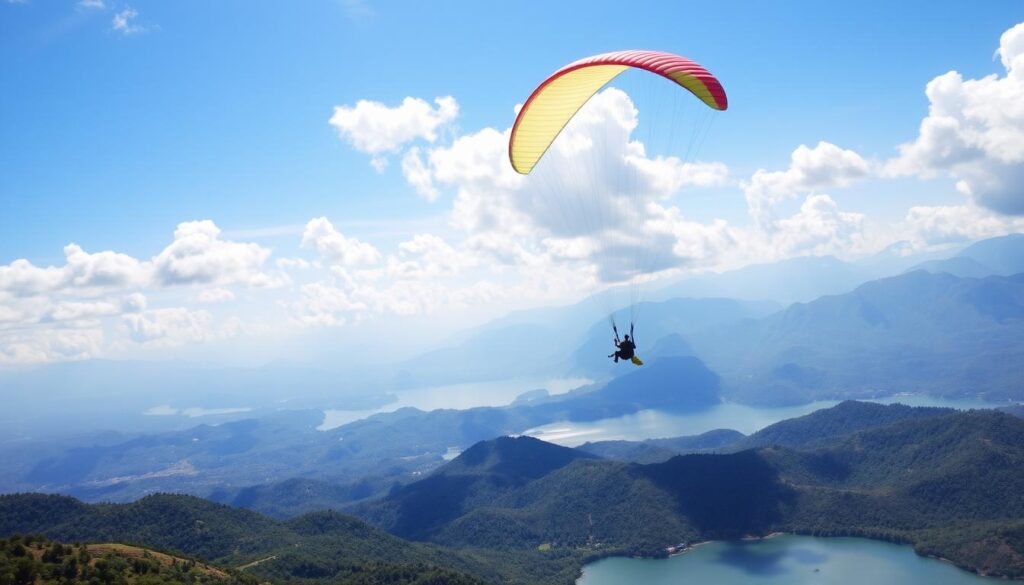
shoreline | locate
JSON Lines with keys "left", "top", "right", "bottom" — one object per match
{"left": 575, "top": 532, "right": 1015, "bottom": 584}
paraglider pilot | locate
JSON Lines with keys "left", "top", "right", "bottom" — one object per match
{"left": 609, "top": 324, "right": 636, "bottom": 363}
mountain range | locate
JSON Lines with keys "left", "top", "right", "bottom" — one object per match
{"left": 691, "top": 270, "right": 1024, "bottom": 404}
{"left": 0, "top": 356, "right": 721, "bottom": 505}
{"left": 4, "top": 402, "right": 1024, "bottom": 583}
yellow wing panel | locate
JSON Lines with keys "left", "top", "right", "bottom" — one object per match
{"left": 510, "top": 64, "right": 628, "bottom": 174}
{"left": 668, "top": 71, "right": 718, "bottom": 109}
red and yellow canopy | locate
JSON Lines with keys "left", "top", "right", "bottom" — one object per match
{"left": 509, "top": 50, "right": 727, "bottom": 175}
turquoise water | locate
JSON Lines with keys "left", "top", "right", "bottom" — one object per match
{"left": 577, "top": 535, "right": 1015, "bottom": 585}
{"left": 526, "top": 395, "right": 1002, "bottom": 446}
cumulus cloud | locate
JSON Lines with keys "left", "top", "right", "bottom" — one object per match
{"left": 64, "top": 244, "right": 148, "bottom": 290}
{"left": 743, "top": 141, "right": 871, "bottom": 228}
{"left": 301, "top": 217, "right": 382, "bottom": 267}
{"left": 44, "top": 300, "right": 121, "bottom": 322}
{"left": 901, "top": 203, "right": 1024, "bottom": 249}
{"left": 388, "top": 233, "right": 472, "bottom": 280}
{"left": 0, "top": 327, "right": 104, "bottom": 365}
{"left": 0, "top": 260, "right": 66, "bottom": 298}
{"left": 422, "top": 89, "right": 736, "bottom": 282}
{"left": 153, "top": 220, "right": 281, "bottom": 287}
{"left": 0, "top": 222, "right": 279, "bottom": 364}
{"left": 771, "top": 194, "right": 868, "bottom": 257}
{"left": 0, "top": 221, "right": 278, "bottom": 300}
{"left": 288, "top": 281, "right": 367, "bottom": 326}
{"left": 122, "top": 307, "right": 213, "bottom": 344}
{"left": 285, "top": 224, "right": 498, "bottom": 326}
{"left": 401, "top": 147, "right": 439, "bottom": 201}
{"left": 329, "top": 96, "right": 458, "bottom": 155}
{"left": 0, "top": 245, "right": 148, "bottom": 298}
{"left": 886, "top": 22, "right": 1024, "bottom": 215}
{"left": 633, "top": 159, "right": 730, "bottom": 193}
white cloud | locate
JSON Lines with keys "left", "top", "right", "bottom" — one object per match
{"left": 388, "top": 233, "right": 472, "bottom": 280}
{"left": 64, "top": 244, "right": 148, "bottom": 290}
{"left": 301, "top": 217, "right": 382, "bottom": 266}
{"left": 122, "top": 292, "right": 147, "bottom": 313}
{"left": 370, "top": 156, "right": 389, "bottom": 173}
{"left": 328, "top": 96, "right": 458, "bottom": 156}
{"left": 78, "top": 0, "right": 105, "bottom": 8}
{"left": 288, "top": 281, "right": 367, "bottom": 326}
{"left": 198, "top": 288, "right": 235, "bottom": 303}
{"left": 743, "top": 141, "right": 871, "bottom": 228}
{"left": 0, "top": 327, "right": 104, "bottom": 365}
{"left": 0, "top": 222, "right": 279, "bottom": 364}
{"left": 645, "top": 206, "right": 743, "bottom": 269}
{"left": 771, "top": 194, "right": 869, "bottom": 258}
{"left": 901, "top": 204, "right": 1024, "bottom": 249}
{"left": 0, "top": 244, "right": 147, "bottom": 298}
{"left": 0, "top": 221, "right": 278, "bottom": 298}
{"left": 401, "top": 147, "right": 439, "bottom": 201}
{"left": 45, "top": 300, "right": 121, "bottom": 322}
{"left": 0, "top": 259, "right": 66, "bottom": 297}
{"left": 286, "top": 223, "right": 497, "bottom": 324}
{"left": 112, "top": 7, "right": 145, "bottom": 34}
{"left": 886, "top": 22, "right": 1024, "bottom": 215}
{"left": 633, "top": 159, "right": 730, "bottom": 193}
{"left": 122, "top": 307, "right": 213, "bottom": 344}
{"left": 153, "top": 220, "right": 281, "bottom": 288}
{"left": 423, "top": 89, "right": 734, "bottom": 282}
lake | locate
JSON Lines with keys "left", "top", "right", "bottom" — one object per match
{"left": 525, "top": 395, "right": 1002, "bottom": 446}
{"left": 577, "top": 535, "right": 1015, "bottom": 584}
{"left": 318, "top": 376, "right": 592, "bottom": 430}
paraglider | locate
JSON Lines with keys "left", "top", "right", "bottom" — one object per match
{"left": 508, "top": 50, "right": 727, "bottom": 175}
{"left": 609, "top": 323, "right": 641, "bottom": 365}
{"left": 508, "top": 50, "right": 727, "bottom": 366}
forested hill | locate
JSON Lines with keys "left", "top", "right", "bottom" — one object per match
{"left": 579, "top": 428, "right": 744, "bottom": 463}
{"left": 5, "top": 406, "right": 1024, "bottom": 582}
{"left": 362, "top": 407, "right": 1024, "bottom": 580}
{"left": 352, "top": 436, "right": 597, "bottom": 540}
{"left": 733, "top": 400, "right": 956, "bottom": 450}
{"left": 0, "top": 493, "right": 495, "bottom": 585}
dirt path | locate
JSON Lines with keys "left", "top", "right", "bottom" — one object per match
{"left": 237, "top": 555, "right": 277, "bottom": 570}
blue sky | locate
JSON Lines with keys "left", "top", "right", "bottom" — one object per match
{"left": 1, "top": 0, "right": 1023, "bottom": 366}
{"left": 3, "top": 0, "right": 1019, "bottom": 257}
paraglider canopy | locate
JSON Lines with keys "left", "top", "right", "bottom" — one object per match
{"left": 509, "top": 50, "right": 727, "bottom": 175}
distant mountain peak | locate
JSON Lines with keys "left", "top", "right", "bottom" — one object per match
{"left": 444, "top": 435, "right": 596, "bottom": 480}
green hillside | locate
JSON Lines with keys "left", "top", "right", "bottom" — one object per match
{"left": 353, "top": 436, "right": 597, "bottom": 540}
{"left": 0, "top": 492, "right": 587, "bottom": 585}
{"left": 5, "top": 405, "right": 1024, "bottom": 582}
{"left": 386, "top": 406, "right": 1024, "bottom": 579}
{"left": 0, "top": 535, "right": 258, "bottom": 585}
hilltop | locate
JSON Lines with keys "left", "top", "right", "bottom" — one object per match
{"left": 357, "top": 405, "right": 1024, "bottom": 579}
{"left": 0, "top": 535, "right": 257, "bottom": 585}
